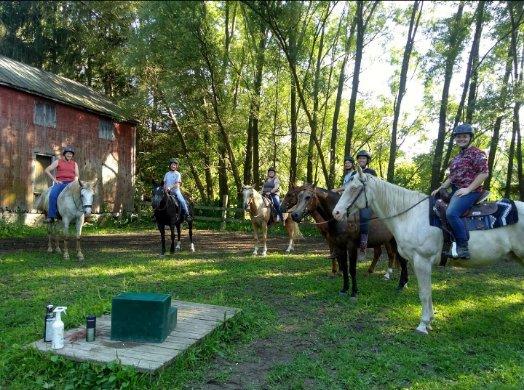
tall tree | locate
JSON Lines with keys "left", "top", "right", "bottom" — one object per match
{"left": 386, "top": 1, "right": 422, "bottom": 183}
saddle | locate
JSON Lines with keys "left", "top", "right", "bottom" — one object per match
{"left": 430, "top": 188, "right": 518, "bottom": 239}
{"left": 262, "top": 194, "right": 279, "bottom": 225}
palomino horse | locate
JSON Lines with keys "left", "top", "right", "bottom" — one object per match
{"left": 288, "top": 184, "right": 408, "bottom": 296}
{"left": 151, "top": 182, "right": 195, "bottom": 255}
{"left": 333, "top": 167, "right": 524, "bottom": 334}
{"left": 282, "top": 185, "right": 398, "bottom": 279}
{"left": 34, "top": 180, "right": 95, "bottom": 261}
{"left": 242, "top": 185, "right": 301, "bottom": 256}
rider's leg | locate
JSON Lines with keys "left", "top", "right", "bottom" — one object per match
{"left": 271, "top": 194, "right": 283, "bottom": 221}
{"left": 173, "top": 187, "right": 191, "bottom": 220}
{"left": 445, "top": 191, "right": 481, "bottom": 258}
{"left": 47, "top": 183, "right": 68, "bottom": 222}
{"left": 359, "top": 207, "right": 372, "bottom": 251}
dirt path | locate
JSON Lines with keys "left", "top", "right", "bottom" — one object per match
{"left": 0, "top": 229, "right": 328, "bottom": 255}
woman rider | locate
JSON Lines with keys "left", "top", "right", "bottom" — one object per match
{"left": 44, "top": 146, "right": 79, "bottom": 223}
{"left": 163, "top": 158, "right": 192, "bottom": 221}
{"left": 262, "top": 167, "right": 283, "bottom": 222}
{"left": 332, "top": 156, "right": 356, "bottom": 193}
{"left": 431, "top": 124, "right": 488, "bottom": 259}
{"left": 355, "top": 150, "right": 377, "bottom": 252}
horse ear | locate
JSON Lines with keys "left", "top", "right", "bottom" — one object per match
{"left": 357, "top": 164, "right": 364, "bottom": 180}
{"left": 316, "top": 190, "right": 328, "bottom": 199}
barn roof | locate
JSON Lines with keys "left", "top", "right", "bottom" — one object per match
{"left": 0, "top": 55, "right": 137, "bottom": 124}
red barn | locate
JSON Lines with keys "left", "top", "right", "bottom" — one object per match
{"left": 0, "top": 55, "right": 137, "bottom": 216}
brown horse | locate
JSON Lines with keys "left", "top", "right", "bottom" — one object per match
{"left": 282, "top": 185, "right": 397, "bottom": 278}
{"left": 284, "top": 184, "right": 408, "bottom": 296}
{"left": 242, "top": 185, "right": 301, "bottom": 256}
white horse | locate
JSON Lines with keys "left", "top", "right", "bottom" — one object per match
{"left": 35, "top": 180, "right": 95, "bottom": 261}
{"left": 332, "top": 167, "right": 524, "bottom": 334}
{"left": 242, "top": 185, "right": 301, "bottom": 256}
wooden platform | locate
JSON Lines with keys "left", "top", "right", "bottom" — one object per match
{"left": 33, "top": 300, "right": 240, "bottom": 372}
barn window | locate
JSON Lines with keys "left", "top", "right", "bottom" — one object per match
{"left": 34, "top": 102, "right": 56, "bottom": 127}
{"left": 99, "top": 118, "right": 115, "bottom": 140}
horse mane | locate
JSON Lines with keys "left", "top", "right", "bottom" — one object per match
{"left": 367, "top": 175, "right": 427, "bottom": 220}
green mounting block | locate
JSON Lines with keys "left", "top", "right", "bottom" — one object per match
{"left": 111, "top": 292, "right": 177, "bottom": 343}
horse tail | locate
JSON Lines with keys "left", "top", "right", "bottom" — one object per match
{"left": 34, "top": 188, "right": 49, "bottom": 212}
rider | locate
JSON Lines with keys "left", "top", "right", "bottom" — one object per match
{"left": 431, "top": 124, "right": 488, "bottom": 259}
{"left": 262, "top": 167, "right": 283, "bottom": 222}
{"left": 44, "top": 146, "right": 79, "bottom": 223}
{"left": 163, "top": 158, "right": 192, "bottom": 221}
{"left": 355, "top": 150, "right": 377, "bottom": 252}
{"left": 333, "top": 156, "right": 355, "bottom": 193}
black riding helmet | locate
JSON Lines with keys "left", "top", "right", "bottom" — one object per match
{"left": 62, "top": 146, "right": 75, "bottom": 156}
{"left": 344, "top": 155, "right": 355, "bottom": 164}
{"left": 356, "top": 150, "right": 371, "bottom": 162}
{"left": 169, "top": 158, "right": 179, "bottom": 166}
{"left": 452, "top": 123, "right": 474, "bottom": 139}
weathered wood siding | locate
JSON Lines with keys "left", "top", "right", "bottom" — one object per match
{"left": 0, "top": 85, "right": 136, "bottom": 213}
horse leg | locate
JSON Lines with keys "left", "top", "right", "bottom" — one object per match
{"left": 158, "top": 223, "right": 166, "bottom": 256}
{"left": 175, "top": 223, "right": 181, "bottom": 251}
{"left": 384, "top": 243, "right": 396, "bottom": 280}
{"left": 47, "top": 222, "right": 53, "bottom": 253}
{"left": 261, "top": 223, "right": 268, "bottom": 256}
{"left": 52, "top": 223, "right": 61, "bottom": 254}
{"left": 188, "top": 221, "right": 195, "bottom": 252}
{"left": 62, "top": 219, "right": 70, "bottom": 260}
{"left": 368, "top": 246, "right": 382, "bottom": 275}
{"left": 252, "top": 223, "right": 259, "bottom": 256}
{"left": 75, "top": 216, "right": 84, "bottom": 261}
{"left": 284, "top": 217, "right": 293, "bottom": 253}
{"left": 338, "top": 248, "right": 349, "bottom": 295}
{"left": 413, "top": 254, "right": 434, "bottom": 334}
{"left": 169, "top": 224, "right": 175, "bottom": 254}
{"left": 349, "top": 246, "right": 358, "bottom": 298}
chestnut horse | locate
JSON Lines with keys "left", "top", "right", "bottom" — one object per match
{"left": 287, "top": 184, "right": 408, "bottom": 297}
{"left": 282, "top": 185, "right": 397, "bottom": 279}
{"left": 242, "top": 185, "right": 301, "bottom": 256}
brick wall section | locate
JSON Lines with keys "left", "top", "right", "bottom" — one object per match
{"left": 0, "top": 85, "right": 136, "bottom": 212}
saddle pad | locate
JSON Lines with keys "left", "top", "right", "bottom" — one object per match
{"left": 429, "top": 197, "right": 518, "bottom": 232}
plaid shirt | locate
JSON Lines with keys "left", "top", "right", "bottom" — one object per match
{"left": 449, "top": 147, "right": 488, "bottom": 192}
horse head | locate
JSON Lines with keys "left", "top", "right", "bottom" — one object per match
{"left": 242, "top": 185, "right": 255, "bottom": 211}
{"left": 290, "top": 184, "right": 319, "bottom": 223}
{"left": 151, "top": 180, "right": 165, "bottom": 210}
{"left": 282, "top": 185, "right": 305, "bottom": 213}
{"left": 78, "top": 180, "right": 96, "bottom": 216}
{"left": 333, "top": 165, "right": 370, "bottom": 221}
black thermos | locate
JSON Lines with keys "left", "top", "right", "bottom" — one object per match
{"left": 44, "top": 304, "right": 54, "bottom": 342}
{"left": 86, "top": 315, "right": 96, "bottom": 342}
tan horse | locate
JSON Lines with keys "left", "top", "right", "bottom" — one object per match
{"left": 242, "top": 185, "right": 301, "bottom": 256}
{"left": 34, "top": 180, "right": 95, "bottom": 261}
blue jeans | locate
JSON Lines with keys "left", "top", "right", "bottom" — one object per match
{"left": 48, "top": 181, "right": 72, "bottom": 218}
{"left": 359, "top": 208, "right": 372, "bottom": 235}
{"left": 270, "top": 194, "right": 283, "bottom": 220}
{"left": 446, "top": 190, "right": 481, "bottom": 244}
{"left": 169, "top": 188, "right": 189, "bottom": 215}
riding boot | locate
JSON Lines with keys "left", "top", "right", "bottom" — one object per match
{"left": 456, "top": 242, "right": 470, "bottom": 259}
{"left": 359, "top": 233, "right": 368, "bottom": 252}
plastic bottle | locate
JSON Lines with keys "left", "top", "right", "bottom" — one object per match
{"left": 43, "top": 304, "right": 54, "bottom": 342}
{"left": 51, "top": 306, "right": 67, "bottom": 350}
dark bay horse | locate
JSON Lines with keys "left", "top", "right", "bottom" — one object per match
{"left": 151, "top": 181, "right": 194, "bottom": 255}
{"left": 282, "top": 185, "right": 397, "bottom": 278}
{"left": 284, "top": 184, "right": 408, "bottom": 297}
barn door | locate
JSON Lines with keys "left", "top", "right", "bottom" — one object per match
{"left": 33, "top": 154, "right": 53, "bottom": 198}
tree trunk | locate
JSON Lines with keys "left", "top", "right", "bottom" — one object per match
{"left": 505, "top": 125, "right": 517, "bottom": 198}
{"left": 440, "top": 2, "right": 484, "bottom": 179}
{"left": 243, "top": 114, "right": 253, "bottom": 185}
{"left": 289, "top": 74, "right": 298, "bottom": 187}
{"left": 328, "top": 10, "right": 356, "bottom": 189}
{"left": 203, "top": 125, "right": 214, "bottom": 200}
{"left": 387, "top": 0, "right": 421, "bottom": 183}
{"left": 344, "top": 0, "right": 364, "bottom": 158}
{"left": 429, "top": 3, "right": 465, "bottom": 192}
{"left": 485, "top": 51, "right": 512, "bottom": 192}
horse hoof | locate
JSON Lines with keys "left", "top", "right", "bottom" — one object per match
{"left": 190, "top": 244, "right": 195, "bottom": 252}
{"left": 338, "top": 290, "right": 348, "bottom": 296}
{"left": 56, "top": 248, "right": 62, "bottom": 254}
{"left": 63, "top": 255, "right": 69, "bottom": 261}
{"left": 47, "top": 248, "right": 53, "bottom": 253}
{"left": 261, "top": 252, "right": 267, "bottom": 257}
{"left": 383, "top": 274, "right": 391, "bottom": 281}
{"left": 78, "top": 254, "right": 84, "bottom": 261}
{"left": 160, "top": 253, "right": 165, "bottom": 257}
{"left": 415, "top": 325, "right": 429, "bottom": 335}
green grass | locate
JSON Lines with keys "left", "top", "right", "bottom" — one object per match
{"left": 0, "top": 233, "right": 522, "bottom": 389}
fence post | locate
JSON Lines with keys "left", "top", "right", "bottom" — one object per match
{"left": 220, "top": 194, "right": 228, "bottom": 230}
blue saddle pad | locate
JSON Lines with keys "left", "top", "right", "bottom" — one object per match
{"left": 429, "top": 197, "right": 518, "bottom": 231}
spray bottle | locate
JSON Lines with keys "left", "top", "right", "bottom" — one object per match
{"left": 43, "top": 304, "right": 54, "bottom": 342}
{"left": 51, "top": 306, "right": 67, "bottom": 350}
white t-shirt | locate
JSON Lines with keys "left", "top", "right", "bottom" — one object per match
{"left": 163, "top": 170, "right": 181, "bottom": 189}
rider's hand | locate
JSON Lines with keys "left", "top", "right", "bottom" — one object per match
{"left": 54, "top": 179, "right": 63, "bottom": 185}
{"left": 430, "top": 187, "right": 440, "bottom": 197}
{"left": 455, "top": 187, "right": 471, "bottom": 197}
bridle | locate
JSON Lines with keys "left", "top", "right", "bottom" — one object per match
{"left": 295, "top": 188, "right": 334, "bottom": 225}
